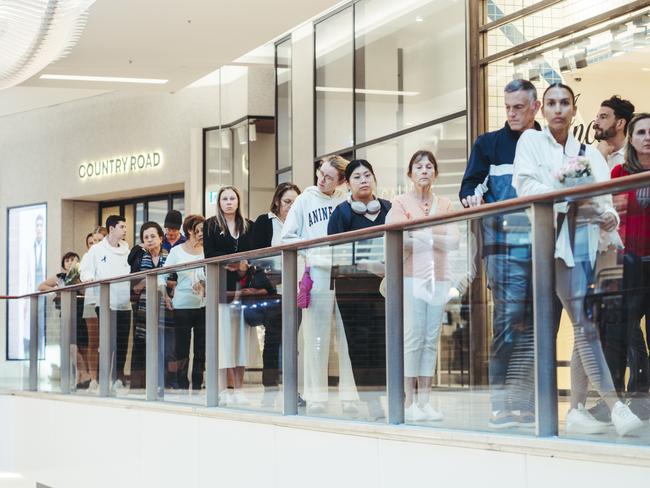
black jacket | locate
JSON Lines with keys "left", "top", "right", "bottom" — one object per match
{"left": 203, "top": 217, "right": 254, "bottom": 291}
{"left": 252, "top": 213, "right": 275, "bottom": 250}
{"left": 327, "top": 199, "right": 391, "bottom": 235}
{"left": 203, "top": 217, "right": 254, "bottom": 259}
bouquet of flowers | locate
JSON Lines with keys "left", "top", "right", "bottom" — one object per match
{"left": 555, "top": 156, "right": 593, "bottom": 187}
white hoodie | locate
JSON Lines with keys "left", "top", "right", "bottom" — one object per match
{"left": 80, "top": 238, "right": 131, "bottom": 310}
{"left": 281, "top": 185, "right": 346, "bottom": 271}
{"left": 282, "top": 186, "right": 346, "bottom": 243}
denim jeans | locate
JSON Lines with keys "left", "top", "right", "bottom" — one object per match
{"left": 486, "top": 250, "right": 534, "bottom": 412}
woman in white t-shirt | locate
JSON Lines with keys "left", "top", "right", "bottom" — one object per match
{"left": 162, "top": 215, "right": 205, "bottom": 390}
{"left": 513, "top": 82, "right": 642, "bottom": 437}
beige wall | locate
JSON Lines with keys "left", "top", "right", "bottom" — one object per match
{"left": 0, "top": 67, "right": 276, "bottom": 374}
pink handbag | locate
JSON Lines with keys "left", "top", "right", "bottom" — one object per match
{"left": 297, "top": 267, "right": 313, "bottom": 309}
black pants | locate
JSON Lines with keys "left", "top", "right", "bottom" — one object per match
{"left": 174, "top": 308, "right": 206, "bottom": 390}
{"left": 601, "top": 253, "right": 650, "bottom": 395}
{"left": 96, "top": 308, "right": 131, "bottom": 382}
{"left": 335, "top": 275, "right": 386, "bottom": 388}
{"left": 261, "top": 303, "right": 283, "bottom": 388}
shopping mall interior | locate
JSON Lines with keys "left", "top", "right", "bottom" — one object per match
{"left": 1, "top": 0, "right": 650, "bottom": 486}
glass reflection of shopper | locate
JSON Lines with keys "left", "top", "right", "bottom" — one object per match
{"left": 163, "top": 215, "right": 205, "bottom": 390}
{"left": 513, "top": 83, "right": 642, "bottom": 436}
{"left": 80, "top": 216, "right": 131, "bottom": 392}
{"left": 252, "top": 182, "right": 300, "bottom": 407}
{"left": 328, "top": 160, "right": 391, "bottom": 420}
{"left": 128, "top": 222, "right": 168, "bottom": 389}
{"left": 204, "top": 186, "right": 257, "bottom": 405}
{"left": 281, "top": 156, "right": 360, "bottom": 415}
{"left": 386, "top": 150, "right": 459, "bottom": 422}
{"left": 79, "top": 227, "right": 107, "bottom": 391}
{"left": 610, "top": 113, "right": 650, "bottom": 420}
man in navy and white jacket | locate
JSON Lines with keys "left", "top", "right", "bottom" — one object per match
{"left": 459, "top": 79, "right": 542, "bottom": 429}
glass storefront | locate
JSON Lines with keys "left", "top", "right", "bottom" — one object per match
{"left": 204, "top": 116, "right": 276, "bottom": 219}
{"left": 313, "top": 0, "right": 468, "bottom": 207}
{"left": 99, "top": 193, "right": 184, "bottom": 248}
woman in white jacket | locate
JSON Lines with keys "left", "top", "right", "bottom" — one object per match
{"left": 513, "top": 83, "right": 642, "bottom": 436}
{"left": 281, "top": 155, "right": 359, "bottom": 415}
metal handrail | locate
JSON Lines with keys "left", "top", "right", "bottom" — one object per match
{"left": 2, "top": 170, "right": 650, "bottom": 301}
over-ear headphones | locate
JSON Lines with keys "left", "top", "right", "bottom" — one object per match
{"left": 349, "top": 195, "right": 381, "bottom": 215}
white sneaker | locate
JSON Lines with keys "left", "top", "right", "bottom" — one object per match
{"left": 611, "top": 401, "right": 643, "bottom": 436}
{"left": 419, "top": 403, "right": 444, "bottom": 421}
{"left": 88, "top": 380, "right": 99, "bottom": 393}
{"left": 342, "top": 401, "right": 359, "bottom": 416}
{"left": 261, "top": 390, "right": 278, "bottom": 408}
{"left": 112, "top": 379, "right": 128, "bottom": 393}
{"left": 306, "top": 402, "right": 326, "bottom": 415}
{"left": 566, "top": 403, "right": 608, "bottom": 434}
{"left": 232, "top": 390, "right": 250, "bottom": 405}
{"left": 405, "top": 403, "right": 427, "bottom": 422}
{"left": 219, "top": 389, "right": 234, "bottom": 406}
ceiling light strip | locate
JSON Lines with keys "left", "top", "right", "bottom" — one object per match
{"left": 40, "top": 74, "right": 169, "bottom": 84}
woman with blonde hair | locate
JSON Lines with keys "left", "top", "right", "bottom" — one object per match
{"left": 282, "top": 155, "right": 359, "bottom": 415}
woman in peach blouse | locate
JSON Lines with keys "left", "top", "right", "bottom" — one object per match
{"left": 386, "top": 150, "right": 459, "bottom": 422}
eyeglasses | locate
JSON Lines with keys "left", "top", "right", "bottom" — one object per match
{"left": 316, "top": 169, "right": 335, "bottom": 183}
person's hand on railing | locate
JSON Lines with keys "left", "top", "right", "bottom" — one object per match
{"left": 461, "top": 194, "right": 483, "bottom": 208}
{"left": 164, "top": 294, "right": 174, "bottom": 311}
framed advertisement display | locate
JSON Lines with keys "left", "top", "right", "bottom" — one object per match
{"left": 6, "top": 203, "right": 47, "bottom": 360}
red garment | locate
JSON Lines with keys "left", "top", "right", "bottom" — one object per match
{"left": 611, "top": 164, "right": 650, "bottom": 256}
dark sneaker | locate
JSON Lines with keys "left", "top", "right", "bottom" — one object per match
{"left": 587, "top": 399, "right": 611, "bottom": 423}
{"left": 628, "top": 397, "right": 650, "bottom": 421}
{"left": 489, "top": 411, "right": 518, "bottom": 429}
{"left": 297, "top": 394, "right": 307, "bottom": 407}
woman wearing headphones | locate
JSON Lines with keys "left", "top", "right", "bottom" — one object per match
{"left": 328, "top": 159, "right": 391, "bottom": 420}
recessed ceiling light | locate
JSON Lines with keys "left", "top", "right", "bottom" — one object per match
{"left": 415, "top": 16, "right": 423, "bottom": 22}
{"left": 643, "top": 67, "right": 650, "bottom": 72}
{"left": 40, "top": 74, "right": 168, "bottom": 84}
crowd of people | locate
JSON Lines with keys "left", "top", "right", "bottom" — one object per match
{"left": 37, "top": 78, "right": 650, "bottom": 436}
{"left": 461, "top": 80, "right": 650, "bottom": 436}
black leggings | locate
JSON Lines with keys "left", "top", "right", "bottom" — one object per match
{"left": 335, "top": 275, "right": 386, "bottom": 388}
{"left": 174, "top": 308, "right": 206, "bottom": 390}
{"left": 96, "top": 308, "right": 131, "bottom": 382}
{"left": 261, "top": 305, "right": 283, "bottom": 388}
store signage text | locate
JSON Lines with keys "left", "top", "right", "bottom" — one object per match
{"left": 78, "top": 152, "right": 162, "bottom": 180}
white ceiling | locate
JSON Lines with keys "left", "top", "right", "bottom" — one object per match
{"left": 0, "top": 0, "right": 344, "bottom": 116}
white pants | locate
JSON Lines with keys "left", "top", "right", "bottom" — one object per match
{"left": 403, "top": 278, "right": 450, "bottom": 378}
{"left": 218, "top": 303, "right": 260, "bottom": 369}
{"left": 301, "top": 266, "right": 358, "bottom": 403}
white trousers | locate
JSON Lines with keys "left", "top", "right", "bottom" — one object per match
{"left": 218, "top": 303, "right": 261, "bottom": 369}
{"left": 300, "top": 267, "right": 359, "bottom": 403}
{"left": 403, "top": 278, "right": 450, "bottom": 378}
